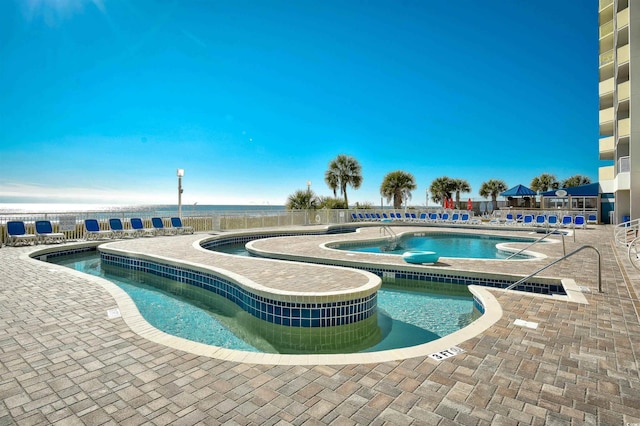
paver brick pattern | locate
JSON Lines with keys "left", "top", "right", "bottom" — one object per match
{"left": 1, "top": 224, "right": 639, "bottom": 425}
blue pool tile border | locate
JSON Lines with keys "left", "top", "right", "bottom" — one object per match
{"left": 99, "top": 251, "right": 377, "bottom": 328}
{"left": 207, "top": 232, "right": 566, "bottom": 297}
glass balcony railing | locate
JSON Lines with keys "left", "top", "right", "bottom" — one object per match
{"left": 600, "top": 49, "right": 614, "bottom": 67}
{"left": 619, "top": 156, "right": 630, "bottom": 173}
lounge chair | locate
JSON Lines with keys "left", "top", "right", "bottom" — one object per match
{"left": 152, "top": 217, "right": 176, "bottom": 236}
{"left": 450, "top": 213, "right": 460, "bottom": 223}
{"left": 587, "top": 214, "right": 597, "bottom": 224}
{"left": 7, "top": 221, "right": 37, "bottom": 246}
{"left": 35, "top": 220, "right": 65, "bottom": 244}
{"left": 574, "top": 215, "right": 586, "bottom": 229}
{"left": 547, "top": 215, "right": 559, "bottom": 227}
{"left": 84, "top": 219, "right": 113, "bottom": 240}
{"left": 561, "top": 215, "right": 573, "bottom": 228}
{"left": 428, "top": 213, "right": 439, "bottom": 222}
{"left": 458, "top": 213, "right": 470, "bottom": 224}
{"left": 417, "top": 212, "right": 428, "bottom": 222}
{"left": 109, "top": 218, "right": 138, "bottom": 239}
{"left": 504, "top": 213, "right": 516, "bottom": 225}
{"left": 350, "top": 213, "right": 358, "bottom": 222}
{"left": 534, "top": 215, "right": 546, "bottom": 227}
{"left": 522, "top": 215, "right": 534, "bottom": 226}
{"left": 170, "top": 217, "right": 194, "bottom": 234}
{"left": 439, "top": 213, "right": 450, "bottom": 222}
{"left": 130, "top": 218, "right": 155, "bottom": 237}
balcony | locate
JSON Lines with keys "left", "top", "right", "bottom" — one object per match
{"left": 599, "top": 77, "right": 614, "bottom": 96}
{"left": 599, "top": 49, "right": 614, "bottom": 67}
{"left": 599, "top": 0, "right": 613, "bottom": 13}
{"left": 619, "top": 118, "right": 630, "bottom": 138}
{"left": 599, "top": 136, "right": 615, "bottom": 160}
{"left": 617, "top": 8, "right": 629, "bottom": 29}
{"left": 599, "top": 165, "right": 615, "bottom": 181}
{"left": 618, "top": 44, "right": 630, "bottom": 64}
{"left": 600, "top": 20, "right": 614, "bottom": 39}
{"left": 617, "top": 80, "right": 630, "bottom": 102}
{"left": 600, "top": 107, "right": 614, "bottom": 136}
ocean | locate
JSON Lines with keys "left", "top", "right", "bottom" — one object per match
{"left": 0, "top": 203, "right": 286, "bottom": 218}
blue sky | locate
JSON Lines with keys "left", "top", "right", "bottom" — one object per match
{"left": 0, "top": 0, "right": 601, "bottom": 206}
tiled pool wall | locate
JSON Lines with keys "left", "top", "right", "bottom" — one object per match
{"left": 100, "top": 251, "right": 377, "bottom": 328}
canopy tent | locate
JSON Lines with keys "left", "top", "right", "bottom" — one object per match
{"left": 500, "top": 184, "right": 537, "bottom": 208}
{"left": 500, "top": 184, "right": 537, "bottom": 197}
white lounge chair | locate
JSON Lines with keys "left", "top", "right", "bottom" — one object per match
{"left": 7, "top": 221, "right": 37, "bottom": 246}
{"left": 109, "top": 218, "right": 138, "bottom": 239}
{"left": 171, "top": 217, "right": 194, "bottom": 234}
{"left": 35, "top": 220, "right": 65, "bottom": 244}
{"left": 84, "top": 219, "right": 114, "bottom": 240}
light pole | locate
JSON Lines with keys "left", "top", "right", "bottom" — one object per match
{"left": 307, "top": 180, "right": 312, "bottom": 192}
{"left": 177, "top": 168, "right": 184, "bottom": 218}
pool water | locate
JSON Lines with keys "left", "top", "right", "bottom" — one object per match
{"left": 341, "top": 233, "right": 535, "bottom": 259}
{"left": 49, "top": 251, "right": 478, "bottom": 354}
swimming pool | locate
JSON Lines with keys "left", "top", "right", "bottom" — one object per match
{"left": 332, "top": 232, "right": 538, "bottom": 259}
{"left": 48, "top": 250, "right": 478, "bottom": 354}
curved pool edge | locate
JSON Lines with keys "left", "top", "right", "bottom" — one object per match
{"left": 24, "top": 242, "right": 503, "bottom": 366}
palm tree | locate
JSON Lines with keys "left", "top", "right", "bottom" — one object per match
{"left": 285, "top": 189, "right": 318, "bottom": 210}
{"left": 561, "top": 175, "right": 591, "bottom": 188}
{"left": 479, "top": 179, "right": 508, "bottom": 204}
{"left": 452, "top": 178, "right": 471, "bottom": 209}
{"left": 429, "top": 176, "right": 455, "bottom": 206}
{"left": 324, "top": 154, "right": 363, "bottom": 207}
{"left": 380, "top": 171, "right": 417, "bottom": 209}
{"left": 530, "top": 173, "right": 559, "bottom": 192}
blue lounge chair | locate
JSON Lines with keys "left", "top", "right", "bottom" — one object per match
{"left": 458, "top": 213, "right": 470, "bottom": 224}
{"left": 534, "top": 215, "right": 546, "bottom": 227}
{"left": 84, "top": 219, "right": 113, "bottom": 240}
{"left": 547, "top": 215, "right": 559, "bottom": 227}
{"left": 7, "top": 221, "right": 37, "bottom": 246}
{"left": 130, "top": 218, "right": 155, "bottom": 237}
{"left": 574, "top": 215, "right": 586, "bottom": 229}
{"left": 522, "top": 215, "right": 534, "bottom": 226}
{"left": 109, "top": 218, "right": 138, "bottom": 239}
{"left": 450, "top": 213, "right": 460, "bottom": 223}
{"left": 504, "top": 213, "right": 516, "bottom": 225}
{"left": 151, "top": 217, "right": 175, "bottom": 235}
{"left": 170, "top": 217, "right": 194, "bottom": 234}
{"left": 428, "top": 213, "right": 439, "bottom": 222}
{"left": 35, "top": 220, "right": 65, "bottom": 244}
{"left": 418, "top": 212, "right": 428, "bottom": 222}
{"left": 440, "top": 213, "right": 449, "bottom": 222}
{"left": 587, "top": 214, "right": 597, "bottom": 224}
{"left": 561, "top": 215, "right": 573, "bottom": 228}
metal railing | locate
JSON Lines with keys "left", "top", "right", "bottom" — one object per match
{"left": 614, "top": 217, "right": 640, "bottom": 246}
{"left": 505, "top": 229, "right": 565, "bottom": 260}
{"left": 505, "top": 245, "right": 602, "bottom": 293}
{"left": 628, "top": 237, "right": 640, "bottom": 271}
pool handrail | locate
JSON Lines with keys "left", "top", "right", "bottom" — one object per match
{"left": 505, "top": 245, "right": 601, "bottom": 293}
{"left": 504, "top": 228, "right": 564, "bottom": 260}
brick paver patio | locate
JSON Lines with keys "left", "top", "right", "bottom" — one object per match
{"left": 1, "top": 224, "right": 639, "bottom": 425}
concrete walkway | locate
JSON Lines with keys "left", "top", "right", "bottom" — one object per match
{"left": 1, "top": 224, "right": 639, "bottom": 425}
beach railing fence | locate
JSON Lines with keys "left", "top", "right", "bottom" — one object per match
{"left": 0, "top": 209, "right": 360, "bottom": 244}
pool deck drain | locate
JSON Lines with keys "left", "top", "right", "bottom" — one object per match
{"left": 1, "top": 223, "right": 640, "bottom": 424}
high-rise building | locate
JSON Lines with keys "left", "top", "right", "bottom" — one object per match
{"left": 598, "top": 0, "right": 638, "bottom": 223}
